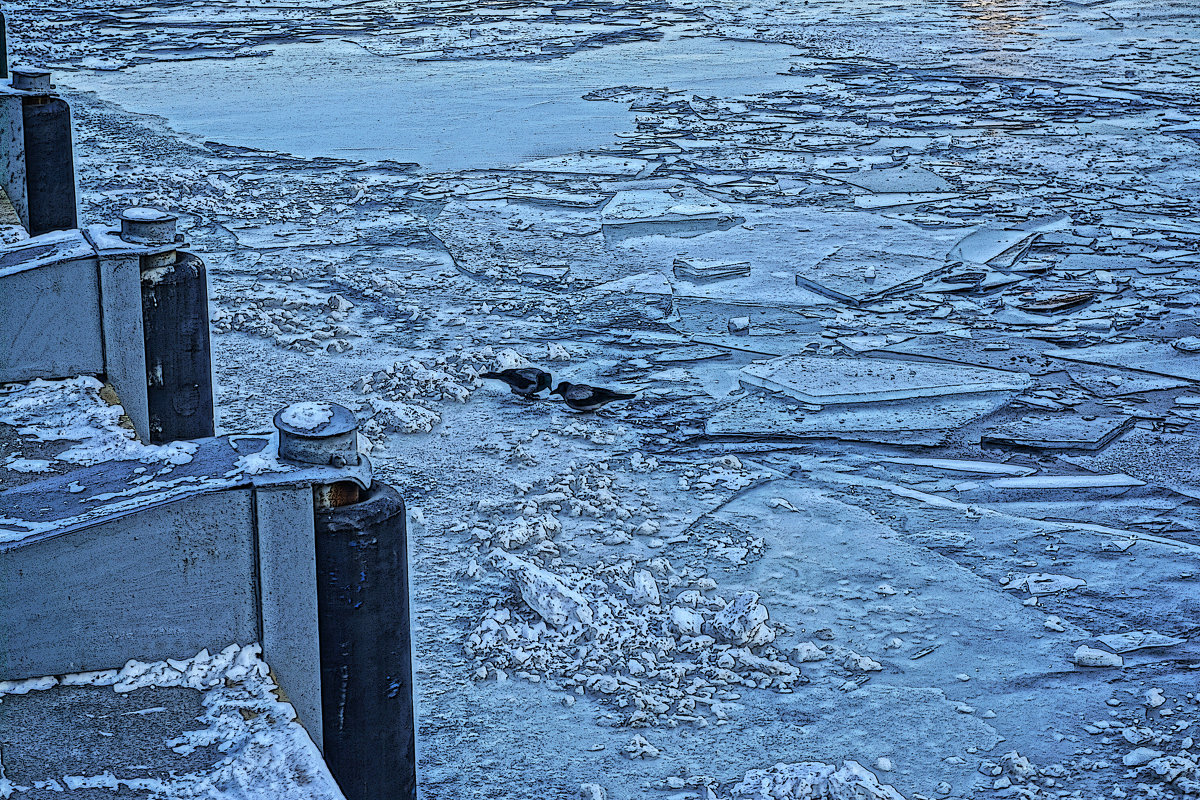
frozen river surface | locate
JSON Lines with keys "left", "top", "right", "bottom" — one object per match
{"left": 8, "top": 0, "right": 1200, "bottom": 797}
{"left": 62, "top": 36, "right": 800, "bottom": 171}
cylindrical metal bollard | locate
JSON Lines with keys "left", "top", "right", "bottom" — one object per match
{"left": 315, "top": 483, "right": 416, "bottom": 800}
{"left": 22, "top": 95, "right": 77, "bottom": 235}
{"left": 141, "top": 250, "right": 215, "bottom": 441}
{"left": 10, "top": 67, "right": 50, "bottom": 92}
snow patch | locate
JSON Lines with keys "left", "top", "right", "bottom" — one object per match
{"left": 279, "top": 401, "right": 334, "bottom": 431}
{"left": 0, "top": 377, "right": 198, "bottom": 467}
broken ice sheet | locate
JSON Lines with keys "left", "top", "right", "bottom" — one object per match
{"left": 1095, "top": 630, "right": 1187, "bottom": 653}
{"left": 987, "top": 474, "right": 1145, "bottom": 489}
{"left": 1047, "top": 340, "right": 1200, "bottom": 383}
{"left": 1066, "top": 366, "right": 1191, "bottom": 397}
{"left": 706, "top": 391, "right": 1011, "bottom": 446}
{"left": 673, "top": 258, "right": 752, "bottom": 283}
{"left": 852, "top": 192, "right": 965, "bottom": 210}
{"left": 840, "top": 334, "right": 1060, "bottom": 375}
{"left": 981, "top": 414, "right": 1134, "bottom": 451}
{"left": 1015, "top": 291, "right": 1096, "bottom": 314}
{"left": 835, "top": 163, "right": 952, "bottom": 194}
{"left": 948, "top": 227, "right": 1040, "bottom": 268}
{"left": 878, "top": 456, "right": 1035, "bottom": 476}
{"left": 794, "top": 248, "right": 946, "bottom": 305}
{"left": 1024, "top": 573, "right": 1087, "bottom": 596}
{"left": 516, "top": 154, "right": 654, "bottom": 177}
{"left": 227, "top": 221, "right": 359, "bottom": 249}
{"left": 739, "top": 355, "right": 1030, "bottom": 405}
{"left": 600, "top": 187, "right": 734, "bottom": 226}
{"left": 1059, "top": 428, "right": 1200, "bottom": 497}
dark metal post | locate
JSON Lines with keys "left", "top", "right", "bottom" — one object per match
{"left": 141, "top": 251, "right": 215, "bottom": 441}
{"left": 314, "top": 483, "right": 415, "bottom": 800}
{"left": 125, "top": 209, "right": 215, "bottom": 442}
{"left": 21, "top": 93, "right": 76, "bottom": 235}
{"left": 272, "top": 403, "right": 417, "bottom": 800}
{"left": 1, "top": 12, "right": 9, "bottom": 80}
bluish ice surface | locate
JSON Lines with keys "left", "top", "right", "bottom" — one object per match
{"left": 62, "top": 35, "right": 799, "bottom": 171}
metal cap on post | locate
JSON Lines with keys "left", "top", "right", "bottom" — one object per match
{"left": 275, "top": 402, "right": 363, "bottom": 507}
{"left": 274, "top": 402, "right": 360, "bottom": 468}
{"left": 119, "top": 207, "right": 179, "bottom": 246}
{"left": 10, "top": 68, "right": 51, "bottom": 93}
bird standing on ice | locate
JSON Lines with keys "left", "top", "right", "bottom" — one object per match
{"left": 550, "top": 382, "right": 637, "bottom": 412}
{"left": 480, "top": 368, "right": 553, "bottom": 398}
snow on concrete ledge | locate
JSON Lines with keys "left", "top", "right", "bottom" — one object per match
{"left": 0, "top": 643, "right": 343, "bottom": 799}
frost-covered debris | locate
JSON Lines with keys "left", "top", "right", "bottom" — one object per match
{"left": 0, "top": 644, "right": 340, "bottom": 799}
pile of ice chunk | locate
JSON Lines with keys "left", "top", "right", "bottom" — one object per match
{"left": 730, "top": 761, "right": 906, "bottom": 800}
{"left": 463, "top": 456, "right": 811, "bottom": 726}
{"left": 710, "top": 591, "right": 775, "bottom": 647}
{"left": 497, "top": 553, "right": 594, "bottom": 629}
{"left": 355, "top": 348, "right": 516, "bottom": 433}
{"left": 210, "top": 291, "right": 355, "bottom": 354}
{"left": 356, "top": 354, "right": 483, "bottom": 405}
{"left": 469, "top": 557, "right": 799, "bottom": 727}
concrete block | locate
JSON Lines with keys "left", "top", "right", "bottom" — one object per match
{"left": 0, "top": 231, "right": 103, "bottom": 383}
{"left": 97, "top": 252, "right": 149, "bottom": 441}
{"left": 255, "top": 484, "right": 323, "bottom": 749}
{"left": 0, "top": 489, "right": 259, "bottom": 680}
{"left": 0, "top": 94, "right": 27, "bottom": 229}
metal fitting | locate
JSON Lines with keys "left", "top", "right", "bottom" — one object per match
{"left": 274, "top": 402, "right": 361, "bottom": 469}
{"left": 119, "top": 208, "right": 179, "bottom": 246}
{"left": 10, "top": 67, "right": 51, "bottom": 92}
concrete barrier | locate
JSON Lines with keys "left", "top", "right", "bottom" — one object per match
{"left": 0, "top": 210, "right": 215, "bottom": 442}
{"left": 1, "top": 66, "right": 77, "bottom": 235}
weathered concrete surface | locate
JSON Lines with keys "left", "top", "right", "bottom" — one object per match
{"left": 0, "top": 489, "right": 258, "bottom": 679}
{"left": 0, "top": 685, "right": 219, "bottom": 796}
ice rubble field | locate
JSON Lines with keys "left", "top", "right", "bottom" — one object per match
{"left": 6, "top": 0, "right": 1200, "bottom": 796}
